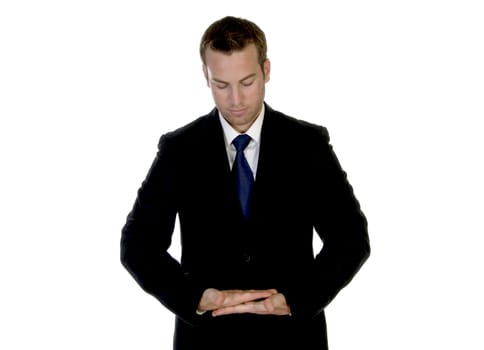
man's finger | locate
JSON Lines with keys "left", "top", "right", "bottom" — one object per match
{"left": 213, "top": 301, "right": 265, "bottom": 316}
{"left": 223, "top": 290, "right": 275, "bottom": 306}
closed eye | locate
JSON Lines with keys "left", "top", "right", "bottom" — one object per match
{"left": 241, "top": 80, "right": 254, "bottom": 87}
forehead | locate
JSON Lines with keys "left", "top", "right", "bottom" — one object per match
{"left": 204, "top": 44, "right": 260, "bottom": 79}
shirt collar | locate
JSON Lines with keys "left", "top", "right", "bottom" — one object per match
{"left": 218, "top": 104, "right": 265, "bottom": 146}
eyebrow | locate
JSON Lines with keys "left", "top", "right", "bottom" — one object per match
{"left": 211, "top": 73, "right": 257, "bottom": 85}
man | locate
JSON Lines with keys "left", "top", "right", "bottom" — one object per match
{"left": 121, "top": 16, "right": 370, "bottom": 349}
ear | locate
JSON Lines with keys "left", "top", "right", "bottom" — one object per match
{"left": 263, "top": 59, "right": 271, "bottom": 83}
{"left": 202, "top": 65, "right": 210, "bottom": 87}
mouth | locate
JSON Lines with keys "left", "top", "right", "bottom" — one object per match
{"left": 229, "top": 108, "right": 248, "bottom": 117}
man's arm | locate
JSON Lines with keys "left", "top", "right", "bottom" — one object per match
{"left": 120, "top": 135, "right": 206, "bottom": 325}
{"left": 283, "top": 126, "right": 371, "bottom": 319}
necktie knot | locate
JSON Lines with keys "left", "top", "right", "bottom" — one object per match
{"left": 232, "top": 134, "right": 251, "bottom": 152}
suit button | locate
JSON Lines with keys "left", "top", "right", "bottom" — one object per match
{"left": 242, "top": 253, "right": 251, "bottom": 263}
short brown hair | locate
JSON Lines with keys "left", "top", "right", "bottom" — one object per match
{"left": 200, "top": 16, "right": 268, "bottom": 71}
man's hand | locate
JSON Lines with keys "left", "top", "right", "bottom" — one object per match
{"left": 197, "top": 288, "right": 291, "bottom": 317}
{"left": 198, "top": 288, "right": 277, "bottom": 312}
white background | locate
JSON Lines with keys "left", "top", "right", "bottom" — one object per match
{"left": 1, "top": 1, "right": 483, "bottom": 349}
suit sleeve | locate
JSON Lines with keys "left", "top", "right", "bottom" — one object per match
{"left": 120, "top": 135, "right": 206, "bottom": 326}
{"left": 284, "top": 126, "right": 370, "bottom": 320}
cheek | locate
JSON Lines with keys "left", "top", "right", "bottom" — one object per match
{"left": 211, "top": 89, "right": 225, "bottom": 101}
{"left": 248, "top": 85, "right": 263, "bottom": 101}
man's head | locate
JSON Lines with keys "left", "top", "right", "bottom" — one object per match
{"left": 200, "top": 16, "right": 268, "bottom": 74}
{"left": 200, "top": 16, "right": 270, "bottom": 133}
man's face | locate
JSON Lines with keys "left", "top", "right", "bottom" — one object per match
{"left": 203, "top": 44, "right": 270, "bottom": 133}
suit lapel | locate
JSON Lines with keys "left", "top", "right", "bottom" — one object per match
{"left": 204, "top": 109, "right": 231, "bottom": 177}
{"left": 250, "top": 105, "right": 285, "bottom": 224}
{"left": 203, "top": 109, "right": 246, "bottom": 223}
{"left": 254, "top": 106, "right": 280, "bottom": 183}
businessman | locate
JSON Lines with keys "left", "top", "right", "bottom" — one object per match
{"left": 121, "top": 16, "right": 370, "bottom": 349}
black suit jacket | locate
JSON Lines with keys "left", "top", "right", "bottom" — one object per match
{"left": 121, "top": 104, "right": 370, "bottom": 349}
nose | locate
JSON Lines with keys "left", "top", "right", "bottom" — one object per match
{"left": 230, "top": 86, "right": 242, "bottom": 106}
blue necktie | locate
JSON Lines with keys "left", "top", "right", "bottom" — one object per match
{"left": 232, "top": 134, "right": 254, "bottom": 221}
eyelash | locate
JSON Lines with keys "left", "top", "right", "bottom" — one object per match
{"left": 216, "top": 81, "right": 254, "bottom": 89}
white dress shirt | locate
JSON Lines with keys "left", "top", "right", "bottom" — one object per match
{"left": 218, "top": 104, "right": 265, "bottom": 179}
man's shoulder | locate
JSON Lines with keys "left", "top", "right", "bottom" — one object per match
{"left": 166, "top": 108, "right": 218, "bottom": 137}
{"left": 157, "top": 108, "right": 220, "bottom": 150}
{"left": 265, "top": 105, "right": 329, "bottom": 141}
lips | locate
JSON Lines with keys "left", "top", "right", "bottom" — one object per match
{"left": 229, "top": 108, "right": 248, "bottom": 116}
